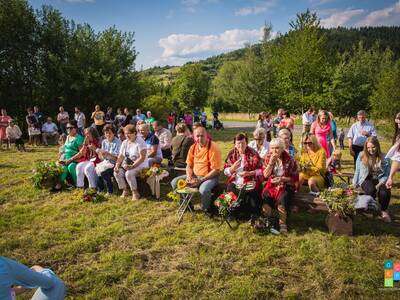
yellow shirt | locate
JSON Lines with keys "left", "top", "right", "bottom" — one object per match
{"left": 91, "top": 111, "right": 105, "bottom": 126}
{"left": 300, "top": 147, "right": 326, "bottom": 177}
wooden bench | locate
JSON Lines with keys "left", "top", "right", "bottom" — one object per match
{"left": 332, "top": 172, "right": 354, "bottom": 184}
{"left": 292, "top": 192, "right": 328, "bottom": 212}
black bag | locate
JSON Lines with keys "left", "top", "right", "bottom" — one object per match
{"left": 322, "top": 171, "right": 334, "bottom": 188}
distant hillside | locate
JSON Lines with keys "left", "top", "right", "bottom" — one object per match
{"left": 143, "top": 26, "right": 400, "bottom": 80}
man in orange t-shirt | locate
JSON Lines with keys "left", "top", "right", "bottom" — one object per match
{"left": 171, "top": 126, "right": 221, "bottom": 213}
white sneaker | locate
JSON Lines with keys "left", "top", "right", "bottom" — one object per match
{"left": 309, "top": 191, "right": 320, "bottom": 197}
{"left": 381, "top": 211, "right": 392, "bottom": 223}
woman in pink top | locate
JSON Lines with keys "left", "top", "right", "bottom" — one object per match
{"left": 311, "top": 110, "right": 335, "bottom": 158}
{"left": 183, "top": 112, "right": 193, "bottom": 131}
{"left": 0, "top": 109, "right": 11, "bottom": 149}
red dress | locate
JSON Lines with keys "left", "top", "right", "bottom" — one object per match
{"left": 0, "top": 115, "right": 11, "bottom": 140}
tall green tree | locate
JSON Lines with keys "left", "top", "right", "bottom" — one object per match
{"left": 172, "top": 63, "right": 209, "bottom": 111}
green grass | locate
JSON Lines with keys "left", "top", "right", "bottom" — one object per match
{"left": 1, "top": 128, "right": 400, "bottom": 299}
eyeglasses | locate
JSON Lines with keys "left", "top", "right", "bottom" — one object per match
{"left": 303, "top": 142, "right": 312, "bottom": 145}
{"left": 66, "top": 127, "right": 75, "bottom": 130}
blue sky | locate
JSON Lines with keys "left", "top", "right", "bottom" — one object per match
{"left": 28, "top": 0, "right": 400, "bottom": 69}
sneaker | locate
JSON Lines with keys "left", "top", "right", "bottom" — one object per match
{"left": 309, "top": 191, "right": 320, "bottom": 197}
{"left": 381, "top": 211, "right": 392, "bottom": 223}
{"left": 279, "top": 224, "right": 288, "bottom": 234}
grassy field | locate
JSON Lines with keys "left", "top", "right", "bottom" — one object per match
{"left": 1, "top": 128, "right": 400, "bottom": 299}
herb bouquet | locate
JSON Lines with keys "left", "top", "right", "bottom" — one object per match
{"left": 31, "top": 161, "right": 64, "bottom": 189}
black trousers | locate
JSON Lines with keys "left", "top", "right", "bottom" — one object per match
{"left": 162, "top": 148, "right": 172, "bottom": 160}
{"left": 227, "top": 183, "right": 261, "bottom": 216}
{"left": 262, "top": 188, "right": 294, "bottom": 211}
{"left": 352, "top": 144, "right": 364, "bottom": 166}
{"left": 361, "top": 176, "right": 391, "bottom": 210}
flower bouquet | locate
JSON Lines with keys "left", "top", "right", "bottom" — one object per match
{"left": 138, "top": 164, "right": 163, "bottom": 179}
{"left": 296, "top": 155, "right": 311, "bottom": 173}
{"left": 81, "top": 188, "right": 107, "bottom": 203}
{"left": 319, "top": 185, "right": 356, "bottom": 236}
{"left": 215, "top": 191, "right": 239, "bottom": 218}
{"left": 31, "top": 161, "right": 64, "bottom": 189}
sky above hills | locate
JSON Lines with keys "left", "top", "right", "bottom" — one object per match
{"left": 28, "top": 0, "right": 400, "bottom": 69}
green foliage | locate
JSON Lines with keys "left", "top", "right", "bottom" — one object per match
{"left": 31, "top": 161, "right": 63, "bottom": 189}
{"left": 370, "top": 60, "right": 400, "bottom": 120}
{"left": 319, "top": 186, "right": 356, "bottom": 217}
{"left": 142, "top": 95, "right": 173, "bottom": 120}
{"left": 80, "top": 188, "right": 107, "bottom": 203}
{"left": 172, "top": 63, "right": 209, "bottom": 111}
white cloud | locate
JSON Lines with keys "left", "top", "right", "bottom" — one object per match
{"left": 63, "top": 0, "right": 95, "bottom": 3}
{"left": 308, "top": 0, "right": 336, "bottom": 6}
{"left": 320, "top": 8, "right": 365, "bottom": 28}
{"left": 156, "top": 27, "right": 269, "bottom": 66}
{"left": 235, "top": 0, "right": 276, "bottom": 16}
{"left": 181, "top": 0, "right": 219, "bottom": 13}
{"left": 357, "top": 1, "right": 400, "bottom": 26}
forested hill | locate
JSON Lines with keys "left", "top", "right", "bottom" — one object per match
{"left": 144, "top": 26, "right": 400, "bottom": 78}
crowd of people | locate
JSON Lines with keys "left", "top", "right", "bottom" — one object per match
{"left": 1, "top": 105, "right": 400, "bottom": 231}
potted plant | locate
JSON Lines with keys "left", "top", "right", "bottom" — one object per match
{"left": 319, "top": 186, "right": 356, "bottom": 236}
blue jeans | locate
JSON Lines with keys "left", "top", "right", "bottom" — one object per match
{"left": 97, "top": 167, "right": 114, "bottom": 193}
{"left": 0, "top": 256, "right": 65, "bottom": 300}
{"left": 171, "top": 175, "right": 219, "bottom": 211}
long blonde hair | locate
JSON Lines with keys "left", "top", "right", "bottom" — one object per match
{"left": 361, "top": 136, "right": 383, "bottom": 169}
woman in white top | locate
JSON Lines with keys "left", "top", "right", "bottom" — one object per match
{"left": 248, "top": 127, "right": 270, "bottom": 159}
{"left": 385, "top": 141, "right": 400, "bottom": 189}
{"left": 114, "top": 124, "right": 148, "bottom": 200}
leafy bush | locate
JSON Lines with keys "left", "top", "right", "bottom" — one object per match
{"left": 31, "top": 161, "right": 64, "bottom": 189}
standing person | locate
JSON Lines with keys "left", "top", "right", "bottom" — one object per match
{"left": 75, "top": 127, "right": 101, "bottom": 189}
{"left": 302, "top": 107, "right": 315, "bottom": 134}
{"left": 183, "top": 112, "right": 193, "bottom": 132}
{"left": 91, "top": 105, "right": 105, "bottom": 134}
{"left": 0, "top": 256, "right": 65, "bottom": 300}
{"left": 114, "top": 124, "right": 148, "bottom": 200}
{"left": 200, "top": 111, "right": 207, "bottom": 128}
{"left": 212, "top": 110, "right": 219, "bottom": 129}
{"left": 338, "top": 128, "right": 345, "bottom": 150}
{"left": 74, "top": 107, "right": 86, "bottom": 136}
{"left": 171, "top": 126, "right": 222, "bottom": 215}
{"left": 115, "top": 108, "right": 126, "bottom": 129}
{"left": 41, "top": 117, "right": 59, "bottom": 146}
{"left": 57, "top": 106, "right": 69, "bottom": 135}
{"left": 311, "top": 110, "right": 336, "bottom": 158}
{"left": 0, "top": 109, "right": 11, "bottom": 149}
{"left": 329, "top": 112, "right": 338, "bottom": 148}
{"left": 33, "top": 106, "right": 45, "bottom": 127}
{"left": 6, "top": 119, "right": 25, "bottom": 151}
{"left": 138, "top": 123, "right": 163, "bottom": 166}
{"left": 105, "top": 107, "right": 115, "bottom": 125}
{"left": 96, "top": 124, "right": 121, "bottom": 195}
{"left": 261, "top": 138, "right": 299, "bottom": 234}
{"left": 171, "top": 123, "right": 194, "bottom": 168}
{"left": 256, "top": 112, "right": 266, "bottom": 130}
{"left": 167, "top": 112, "right": 176, "bottom": 134}
{"left": 278, "top": 111, "right": 294, "bottom": 131}
{"left": 26, "top": 108, "right": 41, "bottom": 146}
{"left": 347, "top": 110, "right": 377, "bottom": 166}
{"left": 145, "top": 111, "right": 155, "bottom": 125}
{"left": 123, "top": 107, "right": 133, "bottom": 126}
{"left": 272, "top": 108, "right": 284, "bottom": 138}
{"left": 153, "top": 121, "right": 172, "bottom": 163}
{"left": 134, "top": 109, "right": 146, "bottom": 123}
{"left": 264, "top": 112, "right": 273, "bottom": 142}
{"left": 55, "top": 120, "right": 84, "bottom": 190}
{"left": 353, "top": 137, "right": 391, "bottom": 222}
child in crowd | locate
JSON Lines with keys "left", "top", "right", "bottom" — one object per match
{"left": 339, "top": 128, "right": 345, "bottom": 150}
{"left": 57, "top": 134, "right": 67, "bottom": 163}
{"left": 326, "top": 149, "right": 342, "bottom": 174}
{"left": 117, "top": 128, "right": 126, "bottom": 142}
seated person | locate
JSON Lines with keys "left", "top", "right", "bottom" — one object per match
{"left": 171, "top": 122, "right": 194, "bottom": 168}
{"left": 138, "top": 123, "right": 162, "bottom": 166}
{"left": 262, "top": 138, "right": 298, "bottom": 234}
{"left": 278, "top": 128, "right": 296, "bottom": 158}
{"left": 171, "top": 126, "right": 222, "bottom": 214}
{"left": 224, "top": 133, "right": 263, "bottom": 218}
{"left": 41, "top": 117, "right": 60, "bottom": 145}
{"left": 298, "top": 133, "right": 327, "bottom": 194}
{"left": 248, "top": 127, "right": 269, "bottom": 159}
{"left": 0, "top": 256, "right": 65, "bottom": 300}
{"left": 5, "top": 119, "right": 25, "bottom": 151}
{"left": 153, "top": 120, "right": 173, "bottom": 162}
{"left": 353, "top": 136, "right": 391, "bottom": 222}
{"left": 385, "top": 141, "right": 400, "bottom": 189}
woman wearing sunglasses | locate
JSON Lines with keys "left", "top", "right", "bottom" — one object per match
{"left": 298, "top": 133, "right": 327, "bottom": 194}
{"left": 55, "top": 120, "right": 84, "bottom": 190}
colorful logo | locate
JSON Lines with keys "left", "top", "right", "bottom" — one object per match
{"left": 384, "top": 260, "right": 400, "bottom": 288}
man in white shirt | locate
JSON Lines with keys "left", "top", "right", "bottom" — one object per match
{"left": 74, "top": 107, "right": 86, "bottom": 136}
{"left": 57, "top": 106, "right": 69, "bottom": 135}
{"left": 42, "top": 117, "right": 59, "bottom": 145}
{"left": 302, "top": 107, "right": 315, "bottom": 134}
{"left": 153, "top": 120, "right": 173, "bottom": 163}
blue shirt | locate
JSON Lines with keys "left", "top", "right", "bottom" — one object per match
{"left": 101, "top": 137, "right": 121, "bottom": 164}
{"left": 133, "top": 114, "right": 146, "bottom": 122}
{"left": 353, "top": 151, "right": 390, "bottom": 186}
{"left": 347, "top": 121, "right": 377, "bottom": 146}
{"left": 145, "top": 133, "right": 163, "bottom": 159}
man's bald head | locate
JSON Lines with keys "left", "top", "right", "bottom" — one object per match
{"left": 194, "top": 126, "right": 207, "bottom": 146}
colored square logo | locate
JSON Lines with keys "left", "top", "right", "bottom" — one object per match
{"left": 384, "top": 260, "right": 394, "bottom": 269}
{"left": 385, "top": 278, "right": 394, "bottom": 288}
{"left": 394, "top": 262, "right": 400, "bottom": 272}
{"left": 394, "top": 272, "right": 400, "bottom": 281}
{"left": 385, "top": 270, "right": 394, "bottom": 278}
